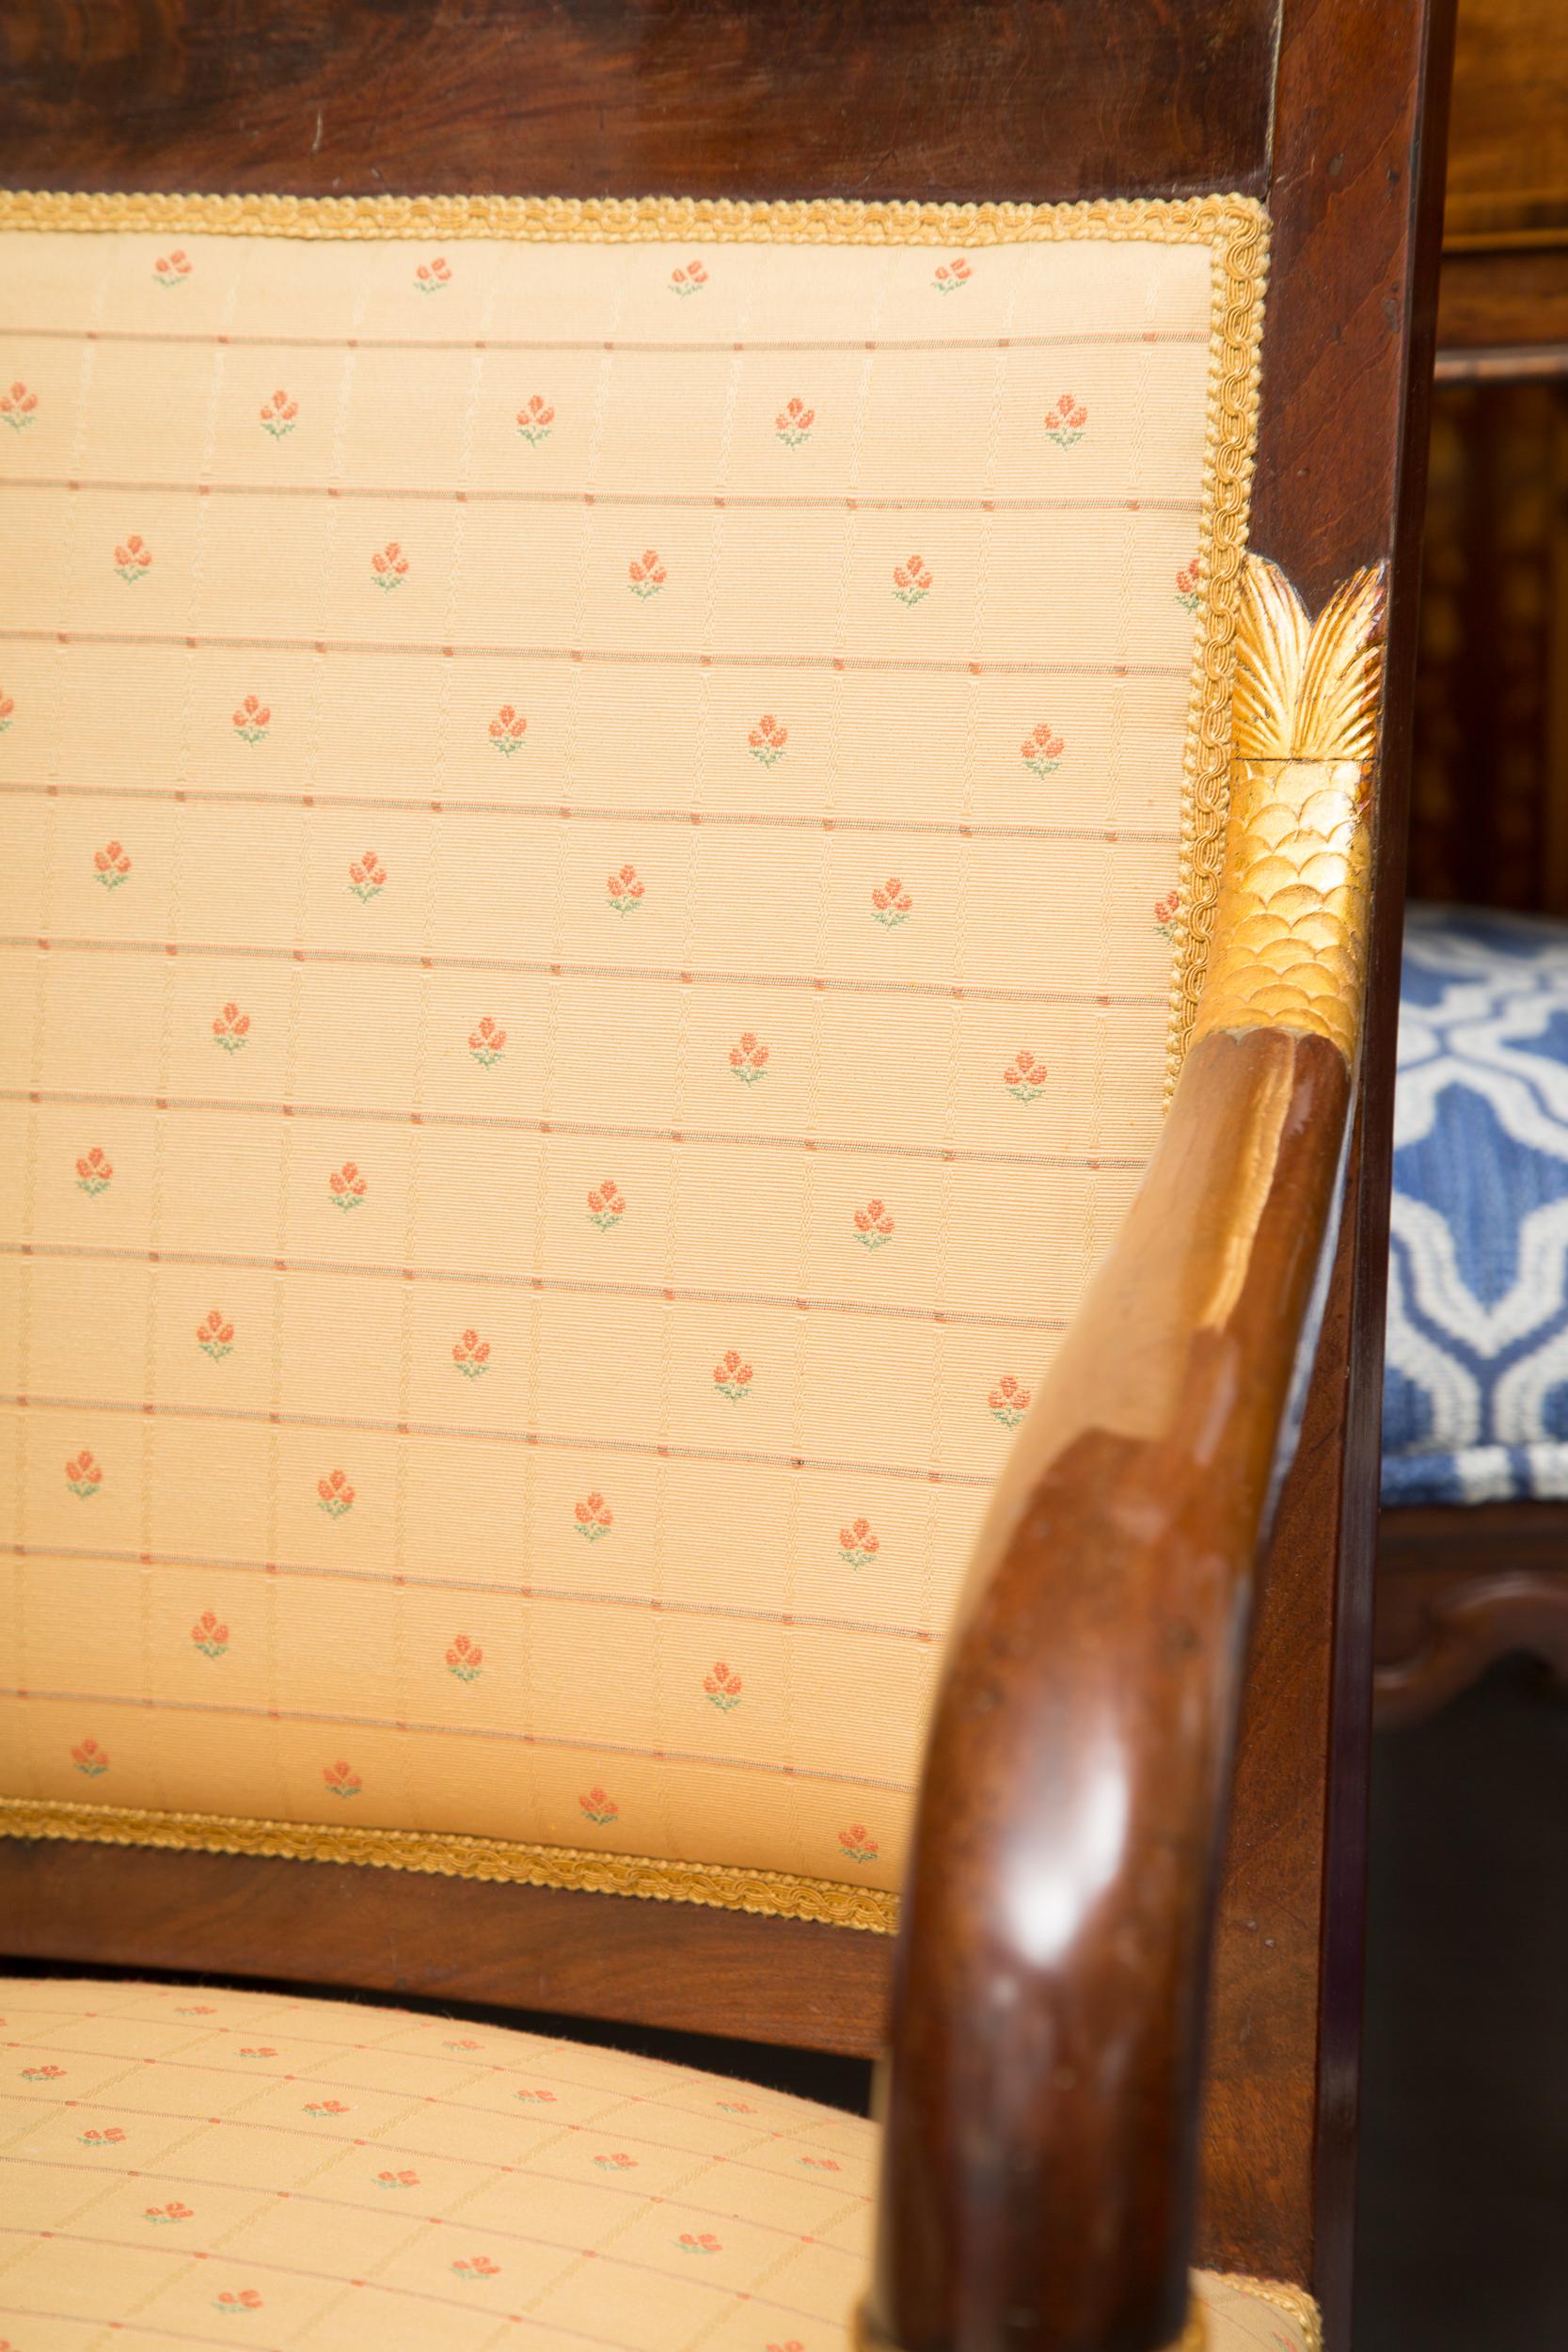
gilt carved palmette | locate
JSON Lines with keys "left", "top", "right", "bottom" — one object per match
{"left": 1192, "top": 554, "right": 1388, "bottom": 1061}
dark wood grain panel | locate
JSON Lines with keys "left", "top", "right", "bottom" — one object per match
{"left": 0, "top": 0, "right": 1277, "bottom": 206}
{"left": 1444, "top": 0, "right": 1568, "bottom": 248}
{"left": 1203, "top": 0, "right": 1454, "bottom": 2333}
{"left": 0, "top": 1836, "right": 894, "bottom": 2058}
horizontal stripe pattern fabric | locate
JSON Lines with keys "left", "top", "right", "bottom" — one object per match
{"left": 0, "top": 201, "right": 1262, "bottom": 1895}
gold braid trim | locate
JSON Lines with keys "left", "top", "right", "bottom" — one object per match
{"left": 0, "top": 1796, "right": 897, "bottom": 1932}
{"left": 0, "top": 185, "right": 1267, "bottom": 1089}
{"left": 1194, "top": 2271, "right": 1323, "bottom": 2352}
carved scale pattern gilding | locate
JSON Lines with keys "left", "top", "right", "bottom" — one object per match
{"left": 1192, "top": 555, "right": 1388, "bottom": 1062}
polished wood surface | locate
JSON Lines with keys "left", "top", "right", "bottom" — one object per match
{"left": 1444, "top": 0, "right": 1568, "bottom": 248}
{"left": 0, "top": 5, "right": 1454, "bottom": 2344}
{"left": 0, "top": 0, "right": 1276, "bottom": 205}
{"left": 1207, "top": 4, "right": 1452, "bottom": 2334}
{"left": 0, "top": 1838, "right": 894, "bottom": 2057}
{"left": 1375, "top": 1504, "right": 1568, "bottom": 1728}
{"left": 1436, "top": 0, "right": 1568, "bottom": 359}
{"left": 867, "top": 1025, "right": 1354, "bottom": 2352}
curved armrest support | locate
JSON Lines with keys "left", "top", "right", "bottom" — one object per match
{"left": 863, "top": 559, "right": 1386, "bottom": 2352}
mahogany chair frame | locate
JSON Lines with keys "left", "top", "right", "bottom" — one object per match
{"left": 0, "top": 7, "right": 1455, "bottom": 2349}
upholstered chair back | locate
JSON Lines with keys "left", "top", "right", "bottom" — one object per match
{"left": 0, "top": 195, "right": 1264, "bottom": 1925}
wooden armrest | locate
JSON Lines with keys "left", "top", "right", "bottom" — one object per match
{"left": 863, "top": 559, "right": 1387, "bottom": 2352}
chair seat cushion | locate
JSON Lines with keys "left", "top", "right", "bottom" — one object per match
{"left": 0, "top": 1977, "right": 1316, "bottom": 2350}
{"left": 1385, "top": 906, "right": 1568, "bottom": 1506}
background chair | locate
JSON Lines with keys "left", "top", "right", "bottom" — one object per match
{"left": 0, "top": 5, "right": 1452, "bottom": 2348}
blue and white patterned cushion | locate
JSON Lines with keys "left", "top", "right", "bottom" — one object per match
{"left": 1384, "top": 904, "right": 1568, "bottom": 1505}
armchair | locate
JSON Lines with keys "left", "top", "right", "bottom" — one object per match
{"left": 0, "top": 5, "right": 1452, "bottom": 2349}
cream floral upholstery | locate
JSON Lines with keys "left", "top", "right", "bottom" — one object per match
{"left": 0, "top": 195, "right": 1265, "bottom": 1918}
{"left": 0, "top": 1979, "right": 1319, "bottom": 2351}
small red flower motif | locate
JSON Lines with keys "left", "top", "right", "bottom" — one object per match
{"left": 0, "top": 380, "right": 38, "bottom": 431}
{"left": 1005, "top": 1049, "right": 1048, "bottom": 1103}
{"left": 768, "top": 2341, "right": 806, "bottom": 2352}
{"left": 451, "top": 2255, "right": 500, "bottom": 2280}
{"left": 669, "top": 259, "right": 708, "bottom": 296}
{"left": 22, "top": 2062, "right": 65, "bottom": 2080}
{"left": 304, "top": 2098, "right": 350, "bottom": 2117}
{"left": 607, "top": 864, "right": 644, "bottom": 914}
{"left": 260, "top": 388, "right": 298, "bottom": 438}
{"left": 717, "top": 2099, "right": 756, "bottom": 2114}
{"left": 375, "top": 2168, "right": 420, "bottom": 2186}
{"left": 594, "top": 2151, "right": 637, "bottom": 2169}
{"left": 838, "top": 1823, "right": 879, "bottom": 1864}
{"left": 322, "top": 1758, "right": 361, "bottom": 1798}
{"left": 839, "top": 1517, "right": 879, "bottom": 1569}
{"left": 0, "top": 689, "right": 14, "bottom": 731}
{"left": 113, "top": 535, "right": 151, "bottom": 583}
{"left": 730, "top": 1030, "right": 769, "bottom": 1084}
{"left": 677, "top": 2232, "right": 721, "bottom": 2252}
{"left": 452, "top": 1327, "right": 490, "bottom": 1377}
{"left": 800, "top": 2154, "right": 842, "bottom": 2170}
{"left": 215, "top": 2289, "right": 264, "bottom": 2311}
{"left": 65, "top": 1451, "right": 102, "bottom": 1499}
{"left": 871, "top": 876, "right": 913, "bottom": 927}
{"left": 516, "top": 393, "right": 555, "bottom": 444}
{"left": 317, "top": 1469, "right": 356, "bottom": 1518}
{"left": 1176, "top": 559, "right": 1201, "bottom": 613}
{"left": 488, "top": 703, "right": 528, "bottom": 755}
{"left": 933, "top": 256, "right": 972, "bottom": 292}
{"left": 704, "top": 1661, "right": 743, "bottom": 1712}
{"left": 153, "top": 250, "right": 191, "bottom": 287}
{"left": 349, "top": 850, "right": 387, "bottom": 900}
{"left": 579, "top": 1785, "right": 618, "bottom": 1826}
{"left": 213, "top": 1001, "right": 250, "bottom": 1052}
{"left": 988, "top": 1375, "right": 1032, "bottom": 1429}
{"left": 175, "top": 2003, "right": 215, "bottom": 2014}
{"left": 853, "top": 1197, "right": 894, "bottom": 1249}
{"left": 628, "top": 548, "right": 667, "bottom": 599}
{"left": 1154, "top": 892, "right": 1180, "bottom": 944}
{"left": 231, "top": 694, "right": 270, "bottom": 744}
{"left": 75, "top": 1145, "right": 113, "bottom": 1195}
{"left": 446, "top": 1632, "right": 483, "bottom": 1682}
{"left": 515, "top": 2087, "right": 557, "bottom": 2104}
{"left": 587, "top": 1178, "right": 625, "bottom": 1229}
{"left": 79, "top": 2126, "right": 126, "bottom": 2144}
{"left": 329, "top": 1160, "right": 367, "bottom": 1209}
{"left": 191, "top": 1609, "right": 229, "bottom": 1659}
{"left": 469, "top": 1015, "right": 506, "bottom": 1066}
{"left": 444, "top": 2037, "right": 481, "bottom": 2049}
{"left": 748, "top": 713, "right": 788, "bottom": 766}
{"left": 713, "top": 1349, "right": 752, "bottom": 1402}
{"left": 574, "top": 1490, "right": 613, "bottom": 1540}
{"left": 197, "top": 1309, "right": 234, "bottom": 1360}
{"left": 1021, "top": 723, "right": 1065, "bottom": 778}
{"left": 415, "top": 256, "right": 451, "bottom": 292}
{"left": 893, "top": 554, "right": 933, "bottom": 605}
{"left": 94, "top": 837, "right": 132, "bottom": 887}
{"left": 239, "top": 2047, "right": 277, "bottom": 2058}
{"left": 370, "top": 542, "right": 408, "bottom": 590}
{"left": 775, "top": 397, "right": 815, "bottom": 447}
{"left": 1043, "top": 392, "right": 1088, "bottom": 448}
{"left": 145, "top": 2201, "right": 194, "bottom": 2222}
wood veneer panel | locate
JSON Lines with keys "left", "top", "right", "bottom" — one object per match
{"left": 0, "top": 0, "right": 1276, "bottom": 206}
{"left": 0, "top": 1837, "right": 893, "bottom": 2058}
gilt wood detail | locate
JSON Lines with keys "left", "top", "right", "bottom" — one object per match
{"left": 865, "top": 555, "right": 1386, "bottom": 2352}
